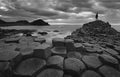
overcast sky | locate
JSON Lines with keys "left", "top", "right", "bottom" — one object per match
{"left": 0, "top": 0, "right": 120, "bottom": 25}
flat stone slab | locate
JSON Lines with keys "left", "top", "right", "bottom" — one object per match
{"left": 67, "top": 52, "right": 82, "bottom": 60}
{"left": 104, "top": 48, "right": 119, "bottom": 55}
{"left": 99, "top": 65, "right": 120, "bottom": 77}
{"left": 37, "top": 69, "right": 63, "bottom": 77}
{"left": 85, "top": 47, "right": 97, "bottom": 53}
{"left": 82, "top": 43, "right": 93, "bottom": 47}
{"left": 29, "top": 42, "right": 41, "bottom": 49}
{"left": 82, "top": 55, "right": 102, "bottom": 68}
{"left": 34, "top": 38, "right": 46, "bottom": 44}
{"left": 51, "top": 47, "right": 67, "bottom": 57}
{"left": 82, "top": 70, "right": 101, "bottom": 77}
{"left": 99, "top": 54, "right": 119, "bottom": 65}
{"left": 114, "top": 46, "right": 120, "bottom": 53}
{"left": 4, "top": 37, "right": 20, "bottom": 43}
{"left": 52, "top": 38, "right": 65, "bottom": 47}
{"left": 17, "top": 47, "right": 34, "bottom": 56}
{"left": 74, "top": 43, "right": 85, "bottom": 52}
{"left": 19, "top": 36, "right": 33, "bottom": 44}
{"left": 0, "top": 44, "right": 17, "bottom": 52}
{"left": 64, "top": 58, "right": 85, "bottom": 72}
{"left": 15, "top": 58, "right": 46, "bottom": 76}
{"left": 47, "top": 55, "right": 64, "bottom": 69}
{"left": 0, "top": 50, "right": 21, "bottom": 62}
{"left": 33, "top": 43, "right": 52, "bottom": 59}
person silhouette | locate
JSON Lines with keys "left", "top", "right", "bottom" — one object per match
{"left": 95, "top": 12, "right": 99, "bottom": 20}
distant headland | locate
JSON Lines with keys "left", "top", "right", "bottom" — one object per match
{"left": 0, "top": 19, "right": 49, "bottom": 26}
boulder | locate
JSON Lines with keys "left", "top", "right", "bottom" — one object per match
{"left": 15, "top": 58, "right": 46, "bottom": 76}
{"left": 36, "top": 69, "right": 63, "bottom": 77}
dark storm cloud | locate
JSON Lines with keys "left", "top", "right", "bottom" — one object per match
{"left": 99, "top": 0, "right": 120, "bottom": 9}
{"left": 0, "top": 0, "right": 120, "bottom": 24}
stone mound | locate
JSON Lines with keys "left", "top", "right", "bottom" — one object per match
{"left": 72, "top": 20, "right": 119, "bottom": 36}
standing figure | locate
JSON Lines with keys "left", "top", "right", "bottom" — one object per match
{"left": 95, "top": 12, "right": 99, "bottom": 20}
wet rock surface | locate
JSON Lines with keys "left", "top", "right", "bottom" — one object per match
{"left": 0, "top": 20, "right": 120, "bottom": 77}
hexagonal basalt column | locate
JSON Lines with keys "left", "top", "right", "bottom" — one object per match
{"left": 67, "top": 52, "right": 82, "bottom": 60}
{"left": 0, "top": 50, "right": 21, "bottom": 62}
{"left": 64, "top": 58, "right": 86, "bottom": 73}
{"left": 16, "top": 47, "right": 34, "bottom": 59}
{"left": 65, "top": 39, "right": 75, "bottom": 52}
{"left": 52, "top": 38, "right": 65, "bottom": 47}
{"left": 82, "top": 55, "right": 102, "bottom": 69}
{"left": 99, "top": 65, "right": 120, "bottom": 77}
{"left": 36, "top": 68, "right": 63, "bottom": 77}
{"left": 14, "top": 58, "right": 46, "bottom": 76}
{"left": 33, "top": 43, "right": 52, "bottom": 59}
{"left": 51, "top": 47, "right": 67, "bottom": 57}
{"left": 99, "top": 54, "right": 119, "bottom": 66}
{"left": 47, "top": 55, "right": 64, "bottom": 69}
{"left": 81, "top": 70, "right": 102, "bottom": 77}
{"left": 74, "top": 43, "right": 86, "bottom": 52}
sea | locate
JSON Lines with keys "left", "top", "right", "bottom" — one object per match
{"left": 1, "top": 25, "right": 120, "bottom": 43}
